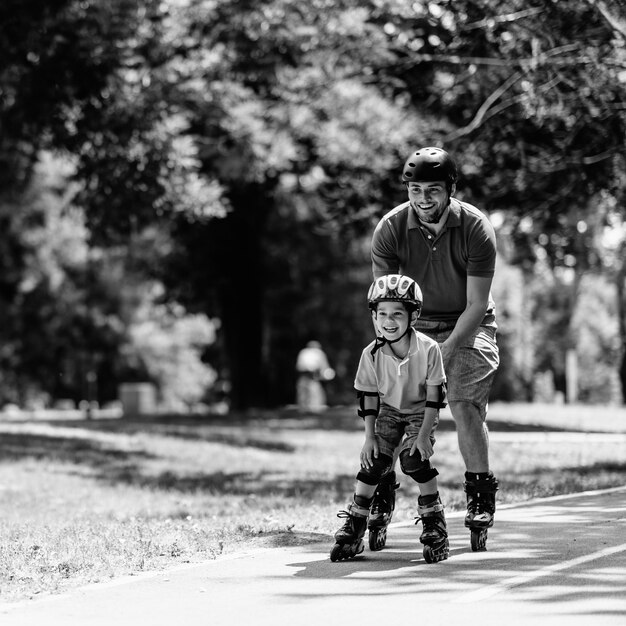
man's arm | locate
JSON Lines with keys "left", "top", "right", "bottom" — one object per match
{"left": 440, "top": 274, "right": 492, "bottom": 363}
{"left": 371, "top": 220, "right": 399, "bottom": 279}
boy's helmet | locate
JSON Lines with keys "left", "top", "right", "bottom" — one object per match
{"left": 368, "top": 274, "right": 423, "bottom": 315}
{"left": 402, "top": 147, "right": 458, "bottom": 187}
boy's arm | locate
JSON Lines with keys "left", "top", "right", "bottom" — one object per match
{"left": 359, "top": 393, "right": 380, "bottom": 469}
{"left": 412, "top": 383, "right": 446, "bottom": 460}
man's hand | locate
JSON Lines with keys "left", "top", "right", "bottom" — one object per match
{"left": 360, "top": 435, "right": 379, "bottom": 469}
{"left": 439, "top": 340, "right": 456, "bottom": 366}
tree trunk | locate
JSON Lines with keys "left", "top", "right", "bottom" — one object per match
{"left": 616, "top": 252, "right": 626, "bottom": 404}
{"left": 208, "top": 184, "right": 271, "bottom": 410}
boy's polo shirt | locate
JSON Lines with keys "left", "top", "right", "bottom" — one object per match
{"left": 371, "top": 198, "right": 497, "bottom": 327}
{"left": 354, "top": 329, "right": 446, "bottom": 414}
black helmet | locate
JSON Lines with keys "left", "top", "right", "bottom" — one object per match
{"left": 402, "top": 147, "right": 458, "bottom": 187}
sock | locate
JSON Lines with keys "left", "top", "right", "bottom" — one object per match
{"left": 354, "top": 494, "right": 373, "bottom": 508}
{"left": 418, "top": 492, "right": 439, "bottom": 505}
{"left": 465, "top": 471, "right": 492, "bottom": 481}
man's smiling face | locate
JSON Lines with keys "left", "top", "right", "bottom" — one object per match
{"left": 407, "top": 180, "right": 453, "bottom": 224}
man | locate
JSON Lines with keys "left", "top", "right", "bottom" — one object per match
{"left": 370, "top": 146, "right": 499, "bottom": 551}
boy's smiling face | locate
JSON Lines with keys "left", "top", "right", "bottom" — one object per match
{"left": 373, "top": 301, "right": 411, "bottom": 341}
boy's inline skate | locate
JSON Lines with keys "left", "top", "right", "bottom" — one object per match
{"left": 367, "top": 471, "right": 400, "bottom": 551}
{"left": 330, "top": 496, "right": 371, "bottom": 562}
{"left": 464, "top": 473, "right": 499, "bottom": 551}
{"left": 416, "top": 494, "right": 449, "bottom": 563}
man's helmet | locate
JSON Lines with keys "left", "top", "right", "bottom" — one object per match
{"left": 367, "top": 274, "right": 423, "bottom": 315}
{"left": 401, "top": 147, "right": 458, "bottom": 187}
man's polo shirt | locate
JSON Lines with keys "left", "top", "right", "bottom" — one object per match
{"left": 371, "top": 198, "right": 497, "bottom": 327}
{"left": 354, "top": 329, "right": 446, "bottom": 414}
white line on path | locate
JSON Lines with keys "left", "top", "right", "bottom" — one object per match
{"left": 454, "top": 542, "right": 626, "bottom": 603}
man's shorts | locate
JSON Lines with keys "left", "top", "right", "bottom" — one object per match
{"left": 375, "top": 403, "right": 438, "bottom": 459}
{"left": 414, "top": 322, "right": 499, "bottom": 420}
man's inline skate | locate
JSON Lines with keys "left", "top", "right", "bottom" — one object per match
{"left": 416, "top": 494, "right": 449, "bottom": 563}
{"left": 464, "top": 472, "right": 499, "bottom": 551}
{"left": 330, "top": 496, "right": 371, "bottom": 562}
{"left": 367, "top": 471, "right": 400, "bottom": 551}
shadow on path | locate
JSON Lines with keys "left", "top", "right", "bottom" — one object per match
{"left": 283, "top": 490, "right": 626, "bottom": 623}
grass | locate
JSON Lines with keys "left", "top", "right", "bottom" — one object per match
{"left": 0, "top": 402, "right": 625, "bottom": 602}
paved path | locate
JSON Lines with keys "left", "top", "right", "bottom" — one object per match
{"left": 2, "top": 487, "right": 625, "bottom": 626}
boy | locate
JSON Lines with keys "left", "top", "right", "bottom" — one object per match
{"left": 330, "top": 274, "right": 449, "bottom": 563}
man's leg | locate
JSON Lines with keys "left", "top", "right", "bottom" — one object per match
{"left": 449, "top": 400, "right": 498, "bottom": 551}
{"left": 443, "top": 326, "right": 499, "bottom": 550}
{"left": 448, "top": 400, "right": 489, "bottom": 473}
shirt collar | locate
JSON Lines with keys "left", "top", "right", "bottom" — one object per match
{"left": 408, "top": 198, "right": 462, "bottom": 230}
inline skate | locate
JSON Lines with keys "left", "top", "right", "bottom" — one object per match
{"left": 464, "top": 472, "right": 499, "bottom": 551}
{"left": 416, "top": 494, "right": 449, "bottom": 563}
{"left": 330, "top": 496, "right": 371, "bottom": 562}
{"left": 367, "top": 471, "right": 399, "bottom": 551}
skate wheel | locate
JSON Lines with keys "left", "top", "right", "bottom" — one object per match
{"left": 423, "top": 539, "right": 449, "bottom": 564}
{"left": 368, "top": 527, "right": 387, "bottom": 551}
{"left": 423, "top": 545, "right": 434, "bottom": 564}
{"left": 330, "top": 540, "right": 364, "bottom": 562}
{"left": 470, "top": 529, "right": 488, "bottom": 552}
{"left": 330, "top": 544, "right": 343, "bottom": 562}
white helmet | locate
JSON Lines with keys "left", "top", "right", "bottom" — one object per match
{"left": 367, "top": 274, "right": 423, "bottom": 315}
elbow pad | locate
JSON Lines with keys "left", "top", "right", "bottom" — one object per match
{"left": 425, "top": 382, "right": 447, "bottom": 409}
{"left": 356, "top": 390, "right": 380, "bottom": 419}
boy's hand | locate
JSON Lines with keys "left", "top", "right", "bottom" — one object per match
{"left": 360, "top": 436, "right": 379, "bottom": 469}
{"left": 410, "top": 435, "right": 433, "bottom": 461}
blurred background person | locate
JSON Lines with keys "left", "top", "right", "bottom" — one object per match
{"left": 295, "top": 340, "right": 335, "bottom": 413}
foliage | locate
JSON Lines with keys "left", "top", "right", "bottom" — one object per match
{"left": 0, "top": 0, "right": 625, "bottom": 406}
{"left": 572, "top": 273, "right": 622, "bottom": 403}
{"left": 0, "top": 153, "right": 121, "bottom": 406}
{"left": 0, "top": 151, "right": 217, "bottom": 407}
{"left": 374, "top": 0, "right": 626, "bottom": 262}
{"left": 123, "top": 292, "right": 217, "bottom": 410}
{"left": 164, "top": 0, "right": 626, "bottom": 406}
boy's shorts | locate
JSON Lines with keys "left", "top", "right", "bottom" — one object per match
{"left": 375, "top": 403, "right": 438, "bottom": 459}
{"left": 414, "top": 322, "right": 499, "bottom": 420}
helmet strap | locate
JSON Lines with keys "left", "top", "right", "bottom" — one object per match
{"left": 370, "top": 321, "right": 411, "bottom": 359}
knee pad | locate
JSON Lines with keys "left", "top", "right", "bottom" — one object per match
{"left": 399, "top": 450, "right": 439, "bottom": 484}
{"left": 356, "top": 453, "right": 393, "bottom": 486}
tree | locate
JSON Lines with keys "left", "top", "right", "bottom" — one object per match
{"left": 0, "top": 1, "right": 223, "bottom": 406}
{"left": 371, "top": 0, "right": 626, "bottom": 402}
{"left": 160, "top": 0, "right": 435, "bottom": 407}
{"left": 2, "top": 0, "right": 625, "bottom": 409}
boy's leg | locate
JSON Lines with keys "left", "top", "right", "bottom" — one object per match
{"left": 354, "top": 481, "right": 377, "bottom": 501}
{"left": 416, "top": 485, "right": 449, "bottom": 563}
{"left": 368, "top": 470, "right": 399, "bottom": 527}
{"left": 366, "top": 407, "right": 405, "bottom": 550}
{"left": 334, "top": 483, "right": 375, "bottom": 545}
{"left": 330, "top": 452, "right": 393, "bottom": 561}
{"left": 367, "top": 470, "right": 400, "bottom": 551}
{"left": 399, "top": 422, "right": 449, "bottom": 563}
